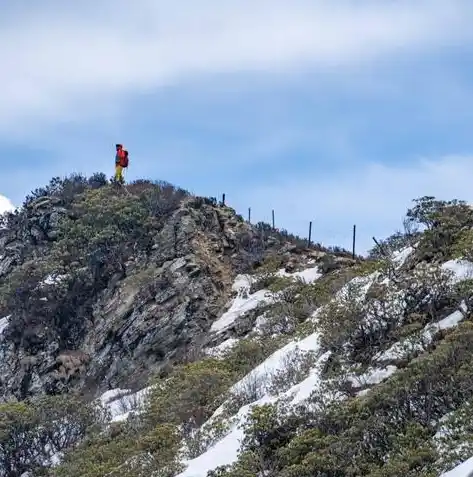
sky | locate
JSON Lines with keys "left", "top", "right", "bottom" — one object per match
{"left": 1, "top": 0, "right": 473, "bottom": 254}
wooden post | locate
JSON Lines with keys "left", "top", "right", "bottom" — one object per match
{"left": 272, "top": 209, "right": 275, "bottom": 229}
{"left": 352, "top": 224, "right": 356, "bottom": 259}
{"left": 222, "top": 193, "right": 226, "bottom": 206}
{"left": 248, "top": 207, "right": 251, "bottom": 223}
{"left": 372, "top": 236, "right": 390, "bottom": 258}
{"left": 308, "top": 221, "right": 312, "bottom": 247}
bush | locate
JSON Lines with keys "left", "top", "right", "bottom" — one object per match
{"left": 408, "top": 196, "right": 473, "bottom": 261}
{"left": 222, "top": 338, "right": 280, "bottom": 377}
{"left": 54, "top": 420, "right": 183, "bottom": 477}
{"left": 129, "top": 179, "right": 188, "bottom": 219}
{"left": 267, "top": 348, "right": 319, "bottom": 395}
{"left": 272, "top": 322, "right": 473, "bottom": 476}
{"left": 224, "top": 372, "right": 269, "bottom": 417}
{"left": 143, "top": 358, "right": 235, "bottom": 432}
{"left": 22, "top": 173, "right": 108, "bottom": 209}
{"left": 210, "top": 402, "right": 297, "bottom": 477}
{"left": 0, "top": 394, "right": 105, "bottom": 476}
{"left": 54, "top": 186, "right": 152, "bottom": 265}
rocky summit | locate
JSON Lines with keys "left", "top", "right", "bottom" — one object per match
{"left": 2, "top": 176, "right": 473, "bottom": 477}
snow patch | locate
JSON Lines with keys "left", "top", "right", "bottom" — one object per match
{"left": 210, "top": 274, "right": 274, "bottom": 333}
{"left": 440, "top": 456, "right": 473, "bottom": 477}
{"left": 335, "top": 271, "right": 380, "bottom": 303}
{"left": 176, "top": 347, "right": 330, "bottom": 477}
{"left": 442, "top": 260, "right": 473, "bottom": 284}
{"left": 376, "top": 302, "right": 468, "bottom": 362}
{"left": 42, "top": 273, "right": 68, "bottom": 286}
{"left": 392, "top": 246, "right": 414, "bottom": 267}
{"left": 225, "top": 331, "right": 322, "bottom": 399}
{"left": 210, "top": 265, "right": 323, "bottom": 334}
{"left": 99, "top": 386, "right": 154, "bottom": 423}
{"left": 205, "top": 338, "right": 239, "bottom": 357}
{"left": 349, "top": 365, "right": 398, "bottom": 394}
{"left": 0, "top": 315, "right": 10, "bottom": 335}
{"left": 276, "top": 266, "right": 322, "bottom": 284}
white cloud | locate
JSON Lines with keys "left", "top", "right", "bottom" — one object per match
{"left": 1, "top": 0, "right": 472, "bottom": 137}
{"left": 234, "top": 155, "right": 473, "bottom": 255}
{"left": 0, "top": 195, "right": 15, "bottom": 215}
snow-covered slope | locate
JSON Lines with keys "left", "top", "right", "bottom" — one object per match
{"left": 89, "top": 239, "right": 473, "bottom": 477}
{"left": 96, "top": 246, "right": 473, "bottom": 477}
{"left": 440, "top": 457, "right": 473, "bottom": 477}
{"left": 174, "top": 250, "right": 473, "bottom": 477}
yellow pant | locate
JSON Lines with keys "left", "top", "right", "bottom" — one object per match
{"left": 115, "top": 165, "right": 124, "bottom": 183}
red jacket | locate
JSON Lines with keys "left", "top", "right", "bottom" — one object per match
{"left": 115, "top": 148, "right": 126, "bottom": 167}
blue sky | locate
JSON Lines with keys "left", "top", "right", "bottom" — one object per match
{"left": 1, "top": 0, "right": 473, "bottom": 254}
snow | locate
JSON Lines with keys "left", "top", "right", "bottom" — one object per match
{"left": 0, "top": 315, "right": 10, "bottom": 335}
{"left": 205, "top": 338, "right": 239, "bottom": 357}
{"left": 99, "top": 256, "right": 473, "bottom": 477}
{"left": 288, "top": 352, "right": 331, "bottom": 403}
{"left": 442, "top": 260, "right": 473, "bottom": 284}
{"left": 224, "top": 331, "right": 321, "bottom": 398}
{"left": 276, "top": 266, "right": 322, "bottom": 284}
{"left": 177, "top": 329, "right": 328, "bottom": 477}
{"left": 176, "top": 401, "right": 251, "bottom": 477}
{"left": 392, "top": 246, "right": 414, "bottom": 267}
{"left": 440, "top": 456, "right": 473, "bottom": 477}
{"left": 100, "top": 388, "right": 132, "bottom": 406}
{"left": 435, "top": 304, "right": 467, "bottom": 330}
{"left": 211, "top": 266, "right": 323, "bottom": 334}
{"left": 41, "top": 273, "right": 68, "bottom": 286}
{"left": 99, "top": 386, "right": 154, "bottom": 422}
{"left": 376, "top": 302, "right": 468, "bottom": 362}
{"left": 176, "top": 346, "right": 330, "bottom": 477}
{"left": 351, "top": 366, "right": 398, "bottom": 397}
{"left": 210, "top": 275, "right": 274, "bottom": 333}
{"left": 335, "top": 271, "right": 380, "bottom": 303}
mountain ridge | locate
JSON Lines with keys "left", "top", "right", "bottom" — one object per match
{"left": 1, "top": 175, "right": 473, "bottom": 476}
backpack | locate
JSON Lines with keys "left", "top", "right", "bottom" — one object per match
{"left": 121, "top": 151, "right": 129, "bottom": 168}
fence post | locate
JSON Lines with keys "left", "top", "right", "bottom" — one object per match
{"left": 352, "top": 224, "right": 356, "bottom": 259}
{"left": 248, "top": 207, "right": 251, "bottom": 223}
{"left": 308, "top": 221, "right": 312, "bottom": 247}
{"left": 372, "top": 236, "right": 390, "bottom": 258}
{"left": 222, "top": 193, "right": 226, "bottom": 206}
{"left": 272, "top": 209, "right": 275, "bottom": 229}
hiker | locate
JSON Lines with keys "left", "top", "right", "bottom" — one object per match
{"left": 114, "top": 144, "right": 129, "bottom": 184}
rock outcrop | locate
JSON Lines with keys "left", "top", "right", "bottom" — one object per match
{"left": 0, "top": 185, "right": 305, "bottom": 401}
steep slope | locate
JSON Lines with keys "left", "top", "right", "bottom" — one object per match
{"left": 3, "top": 182, "right": 473, "bottom": 477}
{"left": 0, "top": 175, "right": 274, "bottom": 401}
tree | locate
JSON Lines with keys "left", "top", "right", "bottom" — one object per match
{"left": 0, "top": 394, "right": 106, "bottom": 477}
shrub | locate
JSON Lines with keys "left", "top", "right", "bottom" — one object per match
{"left": 53, "top": 186, "right": 152, "bottom": 267}
{"left": 250, "top": 272, "right": 295, "bottom": 295}
{"left": 224, "top": 372, "right": 269, "bottom": 417}
{"left": 22, "top": 173, "right": 107, "bottom": 209}
{"left": 143, "top": 358, "right": 235, "bottom": 432}
{"left": 0, "top": 394, "right": 105, "bottom": 476}
{"left": 408, "top": 197, "right": 473, "bottom": 260}
{"left": 222, "top": 337, "right": 281, "bottom": 377}
{"left": 267, "top": 348, "right": 319, "bottom": 395}
{"left": 272, "top": 322, "right": 473, "bottom": 476}
{"left": 433, "top": 399, "right": 473, "bottom": 474}
{"left": 131, "top": 179, "right": 188, "bottom": 219}
{"left": 210, "top": 402, "right": 296, "bottom": 477}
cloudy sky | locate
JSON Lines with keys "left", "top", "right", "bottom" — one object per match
{"left": 1, "top": 0, "right": 473, "bottom": 254}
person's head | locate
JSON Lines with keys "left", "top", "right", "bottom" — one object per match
{"left": 116, "top": 143, "right": 123, "bottom": 150}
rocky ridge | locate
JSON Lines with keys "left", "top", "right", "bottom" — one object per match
{"left": 3, "top": 179, "right": 473, "bottom": 477}
{"left": 0, "top": 175, "right": 352, "bottom": 403}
